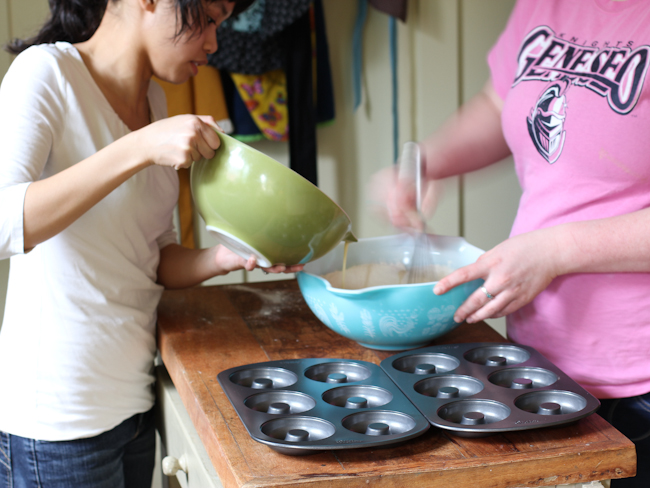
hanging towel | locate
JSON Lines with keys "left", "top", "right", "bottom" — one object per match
{"left": 208, "top": 0, "right": 334, "bottom": 186}
{"left": 154, "top": 65, "right": 231, "bottom": 248}
{"left": 220, "top": 70, "right": 266, "bottom": 141}
{"left": 208, "top": 0, "right": 312, "bottom": 74}
{"left": 219, "top": 0, "right": 333, "bottom": 144}
{"left": 230, "top": 70, "right": 289, "bottom": 141}
{"left": 280, "top": 4, "right": 317, "bottom": 185}
{"left": 223, "top": 0, "right": 333, "bottom": 145}
{"left": 313, "top": 0, "right": 335, "bottom": 127}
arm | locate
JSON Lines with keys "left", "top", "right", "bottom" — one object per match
{"left": 157, "top": 243, "right": 304, "bottom": 289}
{"left": 377, "top": 79, "right": 512, "bottom": 230}
{"left": 0, "top": 49, "right": 222, "bottom": 254}
{"left": 23, "top": 115, "right": 221, "bottom": 251}
{"left": 436, "top": 207, "right": 650, "bottom": 324}
{"left": 420, "top": 79, "right": 511, "bottom": 180}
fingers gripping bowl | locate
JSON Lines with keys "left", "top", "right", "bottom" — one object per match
{"left": 190, "top": 132, "right": 356, "bottom": 267}
{"left": 296, "top": 234, "right": 484, "bottom": 351}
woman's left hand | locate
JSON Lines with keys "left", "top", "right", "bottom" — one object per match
{"left": 215, "top": 245, "right": 304, "bottom": 274}
{"left": 261, "top": 263, "right": 305, "bottom": 274}
{"left": 433, "top": 227, "right": 563, "bottom": 324}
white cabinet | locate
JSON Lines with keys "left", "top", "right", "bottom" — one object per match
{"left": 155, "top": 366, "right": 223, "bottom": 488}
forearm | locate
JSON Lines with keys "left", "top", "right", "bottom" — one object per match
{"left": 23, "top": 131, "right": 151, "bottom": 250}
{"left": 554, "top": 208, "right": 650, "bottom": 275}
{"left": 157, "top": 244, "right": 223, "bottom": 289}
{"left": 436, "top": 207, "right": 650, "bottom": 325}
{"left": 420, "top": 80, "right": 512, "bottom": 180}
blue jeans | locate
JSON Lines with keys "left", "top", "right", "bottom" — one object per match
{"left": 0, "top": 407, "right": 155, "bottom": 488}
{"left": 599, "top": 392, "right": 650, "bottom": 488}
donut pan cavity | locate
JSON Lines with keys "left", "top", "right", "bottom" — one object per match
{"left": 217, "top": 358, "right": 431, "bottom": 455}
{"left": 380, "top": 343, "right": 601, "bottom": 437}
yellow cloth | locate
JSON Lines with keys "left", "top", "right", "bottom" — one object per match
{"left": 154, "top": 66, "right": 230, "bottom": 248}
{"left": 156, "top": 65, "right": 230, "bottom": 123}
{"left": 231, "top": 70, "right": 289, "bottom": 141}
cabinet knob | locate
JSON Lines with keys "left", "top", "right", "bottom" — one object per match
{"left": 162, "top": 455, "right": 188, "bottom": 476}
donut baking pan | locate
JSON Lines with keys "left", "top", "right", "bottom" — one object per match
{"left": 380, "top": 343, "right": 601, "bottom": 437}
{"left": 217, "top": 358, "right": 431, "bottom": 455}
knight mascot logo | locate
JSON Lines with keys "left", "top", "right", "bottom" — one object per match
{"left": 514, "top": 26, "right": 650, "bottom": 165}
{"left": 527, "top": 79, "right": 569, "bottom": 164}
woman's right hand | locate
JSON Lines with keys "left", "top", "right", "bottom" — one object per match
{"left": 136, "top": 114, "right": 222, "bottom": 170}
{"left": 433, "top": 227, "right": 564, "bottom": 324}
{"left": 369, "top": 79, "right": 510, "bottom": 233}
{"left": 368, "top": 164, "right": 441, "bottom": 232}
{"left": 22, "top": 114, "right": 223, "bottom": 251}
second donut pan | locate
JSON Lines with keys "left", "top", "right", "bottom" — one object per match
{"left": 380, "top": 343, "right": 601, "bottom": 437}
{"left": 217, "top": 358, "right": 431, "bottom": 455}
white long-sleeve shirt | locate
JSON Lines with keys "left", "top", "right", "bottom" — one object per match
{"left": 0, "top": 42, "right": 179, "bottom": 440}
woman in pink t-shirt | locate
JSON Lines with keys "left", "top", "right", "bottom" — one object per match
{"left": 383, "top": 1, "right": 650, "bottom": 486}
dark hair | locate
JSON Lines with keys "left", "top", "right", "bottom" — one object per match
{"left": 4, "top": 0, "right": 256, "bottom": 55}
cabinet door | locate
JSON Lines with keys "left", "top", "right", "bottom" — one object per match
{"left": 155, "top": 366, "right": 223, "bottom": 488}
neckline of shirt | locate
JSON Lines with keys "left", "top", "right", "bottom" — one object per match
{"left": 53, "top": 41, "right": 155, "bottom": 131}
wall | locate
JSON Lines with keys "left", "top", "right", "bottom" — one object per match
{"left": 461, "top": 0, "right": 519, "bottom": 251}
{"left": 0, "top": 0, "right": 519, "bottom": 336}
{"left": 458, "top": 0, "right": 518, "bottom": 335}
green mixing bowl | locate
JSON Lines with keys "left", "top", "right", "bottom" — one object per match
{"left": 190, "top": 131, "right": 356, "bottom": 267}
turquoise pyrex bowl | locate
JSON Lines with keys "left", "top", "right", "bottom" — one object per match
{"left": 296, "top": 234, "right": 484, "bottom": 350}
{"left": 191, "top": 132, "right": 356, "bottom": 267}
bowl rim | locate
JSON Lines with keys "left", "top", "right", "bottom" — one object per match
{"left": 297, "top": 233, "right": 484, "bottom": 296}
{"left": 296, "top": 269, "right": 443, "bottom": 296}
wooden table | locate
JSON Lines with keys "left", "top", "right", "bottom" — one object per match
{"left": 156, "top": 279, "right": 636, "bottom": 488}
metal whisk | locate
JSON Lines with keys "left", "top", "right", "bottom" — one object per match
{"left": 398, "top": 142, "right": 437, "bottom": 284}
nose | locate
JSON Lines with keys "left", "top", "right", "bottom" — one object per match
{"left": 204, "top": 29, "right": 218, "bottom": 55}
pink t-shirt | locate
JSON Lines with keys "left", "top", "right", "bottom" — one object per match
{"left": 488, "top": 0, "right": 650, "bottom": 398}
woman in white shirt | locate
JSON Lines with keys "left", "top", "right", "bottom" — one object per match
{"left": 0, "top": 0, "right": 299, "bottom": 486}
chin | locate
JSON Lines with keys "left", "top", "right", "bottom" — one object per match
{"left": 156, "top": 73, "right": 191, "bottom": 85}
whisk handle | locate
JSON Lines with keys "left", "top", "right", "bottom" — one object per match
{"left": 398, "top": 141, "right": 423, "bottom": 213}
